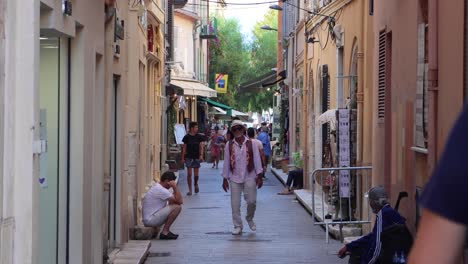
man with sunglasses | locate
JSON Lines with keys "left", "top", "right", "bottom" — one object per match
{"left": 222, "top": 120, "right": 264, "bottom": 235}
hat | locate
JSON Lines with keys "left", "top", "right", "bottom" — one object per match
{"left": 368, "top": 186, "right": 388, "bottom": 201}
{"left": 230, "top": 120, "right": 244, "bottom": 130}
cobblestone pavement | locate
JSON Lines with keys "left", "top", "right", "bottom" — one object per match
{"left": 145, "top": 162, "right": 347, "bottom": 264}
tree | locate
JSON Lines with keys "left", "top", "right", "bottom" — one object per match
{"left": 208, "top": 11, "right": 278, "bottom": 113}
{"left": 209, "top": 16, "right": 249, "bottom": 108}
{"left": 238, "top": 10, "right": 278, "bottom": 113}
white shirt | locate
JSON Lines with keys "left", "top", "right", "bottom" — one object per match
{"left": 142, "top": 183, "right": 173, "bottom": 221}
{"left": 222, "top": 136, "right": 263, "bottom": 184}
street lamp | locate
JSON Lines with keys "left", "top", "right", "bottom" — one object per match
{"left": 269, "top": 3, "right": 335, "bottom": 20}
{"left": 260, "top": 25, "right": 278, "bottom": 31}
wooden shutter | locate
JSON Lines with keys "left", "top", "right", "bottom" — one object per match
{"left": 415, "top": 24, "right": 428, "bottom": 148}
{"left": 378, "top": 30, "right": 387, "bottom": 120}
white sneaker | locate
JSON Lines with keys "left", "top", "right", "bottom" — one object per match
{"left": 247, "top": 220, "right": 256, "bottom": 231}
{"left": 231, "top": 227, "right": 242, "bottom": 235}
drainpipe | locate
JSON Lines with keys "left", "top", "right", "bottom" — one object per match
{"left": 427, "top": 0, "right": 438, "bottom": 174}
{"left": 355, "top": 0, "right": 365, "bottom": 221}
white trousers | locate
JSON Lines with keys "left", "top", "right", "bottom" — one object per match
{"left": 230, "top": 179, "right": 257, "bottom": 228}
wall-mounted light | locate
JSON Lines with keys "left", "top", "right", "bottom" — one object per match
{"left": 269, "top": 3, "right": 335, "bottom": 20}
{"left": 260, "top": 25, "right": 278, "bottom": 32}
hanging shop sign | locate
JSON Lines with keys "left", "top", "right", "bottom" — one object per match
{"left": 338, "top": 109, "right": 350, "bottom": 198}
{"left": 215, "top": 73, "right": 228, "bottom": 94}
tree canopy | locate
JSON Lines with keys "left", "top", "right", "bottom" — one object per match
{"left": 209, "top": 11, "right": 278, "bottom": 113}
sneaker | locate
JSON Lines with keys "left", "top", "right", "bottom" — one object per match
{"left": 246, "top": 219, "right": 256, "bottom": 231}
{"left": 231, "top": 227, "right": 242, "bottom": 235}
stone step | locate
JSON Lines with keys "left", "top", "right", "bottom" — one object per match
{"left": 271, "top": 168, "right": 364, "bottom": 242}
{"left": 109, "top": 240, "right": 151, "bottom": 264}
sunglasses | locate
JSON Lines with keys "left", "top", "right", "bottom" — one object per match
{"left": 231, "top": 126, "right": 243, "bottom": 132}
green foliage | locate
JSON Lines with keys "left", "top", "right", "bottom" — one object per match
{"left": 209, "top": 17, "right": 248, "bottom": 108}
{"left": 209, "top": 11, "right": 278, "bottom": 113}
{"left": 167, "top": 102, "right": 177, "bottom": 145}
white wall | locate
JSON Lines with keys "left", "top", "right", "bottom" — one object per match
{"left": 1, "top": 0, "right": 40, "bottom": 263}
{"left": 174, "top": 16, "right": 195, "bottom": 75}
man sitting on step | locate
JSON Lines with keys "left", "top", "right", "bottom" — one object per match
{"left": 142, "top": 171, "right": 183, "bottom": 240}
{"left": 337, "top": 186, "right": 412, "bottom": 264}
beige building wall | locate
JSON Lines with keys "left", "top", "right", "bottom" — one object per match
{"left": 1, "top": 0, "right": 40, "bottom": 263}
{"left": 0, "top": 0, "right": 107, "bottom": 262}
{"left": 102, "top": 1, "right": 167, "bottom": 250}
{"left": 303, "top": 0, "right": 374, "bottom": 221}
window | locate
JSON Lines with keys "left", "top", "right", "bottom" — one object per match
{"left": 415, "top": 23, "right": 428, "bottom": 149}
{"left": 377, "top": 30, "right": 387, "bottom": 120}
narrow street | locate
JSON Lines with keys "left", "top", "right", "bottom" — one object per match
{"left": 145, "top": 162, "right": 346, "bottom": 264}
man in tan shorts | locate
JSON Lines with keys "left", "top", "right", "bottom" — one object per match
{"left": 142, "top": 171, "right": 183, "bottom": 239}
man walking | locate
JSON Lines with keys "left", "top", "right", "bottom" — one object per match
{"left": 222, "top": 120, "right": 264, "bottom": 235}
{"left": 182, "top": 122, "right": 205, "bottom": 195}
{"left": 142, "top": 171, "right": 183, "bottom": 240}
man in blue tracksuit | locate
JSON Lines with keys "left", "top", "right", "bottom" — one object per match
{"left": 338, "top": 186, "right": 407, "bottom": 264}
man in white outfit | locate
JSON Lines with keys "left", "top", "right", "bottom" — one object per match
{"left": 222, "top": 120, "right": 264, "bottom": 235}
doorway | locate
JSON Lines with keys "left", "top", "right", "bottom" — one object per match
{"left": 107, "top": 76, "right": 122, "bottom": 253}
{"left": 38, "top": 37, "right": 70, "bottom": 264}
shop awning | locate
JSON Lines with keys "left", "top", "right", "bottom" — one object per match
{"left": 201, "top": 98, "right": 232, "bottom": 116}
{"left": 210, "top": 106, "right": 250, "bottom": 121}
{"left": 171, "top": 79, "right": 217, "bottom": 98}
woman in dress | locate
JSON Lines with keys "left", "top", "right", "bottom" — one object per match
{"left": 210, "top": 126, "right": 222, "bottom": 169}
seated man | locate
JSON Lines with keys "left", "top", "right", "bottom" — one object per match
{"left": 277, "top": 169, "right": 303, "bottom": 195}
{"left": 142, "top": 171, "right": 183, "bottom": 240}
{"left": 338, "top": 186, "right": 411, "bottom": 264}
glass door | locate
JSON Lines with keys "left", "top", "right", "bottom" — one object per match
{"left": 39, "top": 37, "right": 69, "bottom": 264}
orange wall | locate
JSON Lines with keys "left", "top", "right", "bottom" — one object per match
{"left": 373, "top": 0, "right": 466, "bottom": 232}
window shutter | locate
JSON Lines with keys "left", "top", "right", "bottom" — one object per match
{"left": 415, "top": 24, "right": 428, "bottom": 148}
{"left": 378, "top": 30, "right": 387, "bottom": 119}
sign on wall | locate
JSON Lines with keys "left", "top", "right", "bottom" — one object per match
{"left": 215, "top": 73, "right": 228, "bottom": 94}
{"left": 338, "top": 109, "right": 350, "bottom": 198}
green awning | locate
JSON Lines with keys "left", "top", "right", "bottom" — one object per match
{"left": 201, "top": 98, "right": 232, "bottom": 116}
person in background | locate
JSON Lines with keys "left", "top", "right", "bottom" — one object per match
{"left": 222, "top": 120, "right": 264, "bottom": 235}
{"left": 210, "top": 126, "right": 223, "bottom": 169}
{"left": 257, "top": 126, "right": 272, "bottom": 178}
{"left": 142, "top": 171, "right": 183, "bottom": 240}
{"left": 181, "top": 122, "right": 205, "bottom": 196}
{"left": 247, "top": 127, "right": 267, "bottom": 176}
{"left": 408, "top": 104, "right": 468, "bottom": 264}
